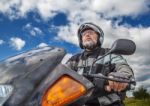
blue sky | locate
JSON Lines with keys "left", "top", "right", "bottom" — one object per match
{"left": 0, "top": 12, "right": 79, "bottom": 60}
{"left": 0, "top": 0, "right": 150, "bottom": 95}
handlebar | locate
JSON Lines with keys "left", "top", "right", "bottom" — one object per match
{"left": 83, "top": 73, "right": 136, "bottom": 85}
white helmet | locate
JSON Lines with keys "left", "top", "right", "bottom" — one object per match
{"left": 77, "top": 22, "right": 104, "bottom": 49}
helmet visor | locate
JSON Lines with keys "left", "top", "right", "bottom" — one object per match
{"left": 79, "top": 24, "right": 101, "bottom": 37}
{"left": 81, "top": 29, "right": 97, "bottom": 37}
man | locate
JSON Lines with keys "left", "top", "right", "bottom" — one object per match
{"left": 66, "top": 22, "right": 135, "bottom": 106}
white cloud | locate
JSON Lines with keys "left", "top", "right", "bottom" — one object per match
{"left": 10, "top": 37, "right": 25, "bottom": 50}
{"left": 0, "top": 39, "right": 4, "bottom": 45}
{"left": 91, "top": 0, "right": 150, "bottom": 18}
{"left": 24, "top": 23, "right": 43, "bottom": 36}
{"left": 37, "top": 43, "right": 48, "bottom": 48}
{"left": 33, "top": 27, "right": 42, "bottom": 34}
{"left": 24, "top": 23, "right": 31, "bottom": 29}
{"left": 0, "top": 0, "right": 149, "bottom": 20}
{"left": 55, "top": 23, "right": 79, "bottom": 45}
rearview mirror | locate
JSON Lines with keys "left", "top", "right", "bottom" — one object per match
{"left": 110, "top": 39, "right": 136, "bottom": 55}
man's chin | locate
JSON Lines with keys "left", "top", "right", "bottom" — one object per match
{"left": 83, "top": 42, "right": 97, "bottom": 50}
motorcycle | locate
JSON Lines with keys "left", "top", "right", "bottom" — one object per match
{"left": 0, "top": 39, "right": 136, "bottom": 106}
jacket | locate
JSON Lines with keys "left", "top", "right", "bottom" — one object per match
{"left": 66, "top": 47, "right": 135, "bottom": 106}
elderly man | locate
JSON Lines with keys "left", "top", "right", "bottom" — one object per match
{"left": 66, "top": 23, "right": 135, "bottom": 106}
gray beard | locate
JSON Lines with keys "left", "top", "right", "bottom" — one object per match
{"left": 82, "top": 40, "right": 97, "bottom": 50}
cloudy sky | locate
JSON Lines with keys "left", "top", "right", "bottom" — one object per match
{"left": 0, "top": 0, "right": 150, "bottom": 95}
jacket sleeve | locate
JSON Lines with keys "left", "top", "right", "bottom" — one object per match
{"left": 109, "top": 54, "right": 135, "bottom": 80}
{"left": 65, "top": 54, "right": 80, "bottom": 71}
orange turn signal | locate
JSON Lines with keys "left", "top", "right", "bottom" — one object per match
{"left": 42, "top": 75, "right": 86, "bottom": 106}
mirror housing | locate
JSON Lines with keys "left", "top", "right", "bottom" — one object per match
{"left": 110, "top": 39, "right": 136, "bottom": 55}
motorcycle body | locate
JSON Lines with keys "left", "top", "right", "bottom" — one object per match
{"left": 0, "top": 46, "right": 94, "bottom": 106}
{"left": 0, "top": 39, "right": 136, "bottom": 106}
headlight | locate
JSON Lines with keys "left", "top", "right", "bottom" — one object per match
{"left": 0, "top": 85, "right": 14, "bottom": 106}
{"left": 42, "top": 75, "right": 87, "bottom": 106}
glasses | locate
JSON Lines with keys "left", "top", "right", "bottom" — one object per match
{"left": 81, "top": 30, "right": 97, "bottom": 36}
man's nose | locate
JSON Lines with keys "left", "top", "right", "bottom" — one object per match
{"left": 84, "top": 33, "right": 91, "bottom": 37}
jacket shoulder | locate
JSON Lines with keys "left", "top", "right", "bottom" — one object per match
{"left": 99, "top": 48, "right": 110, "bottom": 55}
{"left": 68, "top": 53, "right": 82, "bottom": 62}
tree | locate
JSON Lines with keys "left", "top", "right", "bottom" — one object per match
{"left": 133, "top": 86, "right": 150, "bottom": 100}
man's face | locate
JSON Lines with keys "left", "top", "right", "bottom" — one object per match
{"left": 81, "top": 29, "right": 98, "bottom": 50}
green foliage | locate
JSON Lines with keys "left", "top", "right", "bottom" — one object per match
{"left": 133, "top": 86, "right": 150, "bottom": 100}
{"left": 124, "top": 98, "right": 150, "bottom": 106}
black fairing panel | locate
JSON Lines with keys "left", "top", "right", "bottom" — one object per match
{"left": 0, "top": 46, "right": 66, "bottom": 106}
{"left": 26, "top": 64, "right": 94, "bottom": 106}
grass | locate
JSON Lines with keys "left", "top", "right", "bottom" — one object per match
{"left": 124, "top": 98, "right": 150, "bottom": 106}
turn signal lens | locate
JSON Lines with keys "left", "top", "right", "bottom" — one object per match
{"left": 42, "top": 75, "right": 86, "bottom": 106}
